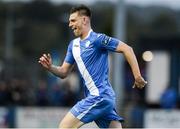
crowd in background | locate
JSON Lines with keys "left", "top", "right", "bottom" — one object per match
{"left": 0, "top": 70, "right": 81, "bottom": 107}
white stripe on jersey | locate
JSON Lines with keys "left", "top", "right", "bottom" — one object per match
{"left": 72, "top": 38, "right": 99, "bottom": 96}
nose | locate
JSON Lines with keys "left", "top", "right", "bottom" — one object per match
{"left": 69, "top": 21, "right": 72, "bottom": 28}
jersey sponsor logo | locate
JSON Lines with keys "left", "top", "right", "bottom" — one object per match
{"left": 102, "top": 35, "right": 111, "bottom": 46}
{"left": 74, "top": 44, "right": 79, "bottom": 47}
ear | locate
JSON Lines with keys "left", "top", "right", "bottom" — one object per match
{"left": 83, "top": 16, "right": 87, "bottom": 24}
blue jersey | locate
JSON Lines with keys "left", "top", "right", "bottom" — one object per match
{"left": 65, "top": 30, "right": 124, "bottom": 126}
{"left": 65, "top": 30, "right": 121, "bottom": 97}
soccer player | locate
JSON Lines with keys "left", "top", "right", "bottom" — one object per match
{"left": 38, "top": 5, "right": 147, "bottom": 129}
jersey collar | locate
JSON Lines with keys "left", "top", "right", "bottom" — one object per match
{"left": 81, "top": 29, "right": 93, "bottom": 41}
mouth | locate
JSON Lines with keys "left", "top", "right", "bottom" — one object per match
{"left": 72, "top": 27, "right": 77, "bottom": 32}
{"left": 73, "top": 28, "right": 77, "bottom": 32}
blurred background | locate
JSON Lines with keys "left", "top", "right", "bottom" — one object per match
{"left": 0, "top": 0, "right": 180, "bottom": 128}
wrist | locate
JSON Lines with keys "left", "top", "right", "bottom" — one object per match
{"left": 48, "top": 64, "right": 54, "bottom": 71}
{"left": 134, "top": 74, "right": 141, "bottom": 80}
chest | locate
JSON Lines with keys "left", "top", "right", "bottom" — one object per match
{"left": 72, "top": 39, "right": 96, "bottom": 61}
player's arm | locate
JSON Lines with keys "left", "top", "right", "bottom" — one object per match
{"left": 38, "top": 53, "right": 73, "bottom": 79}
{"left": 115, "top": 42, "right": 147, "bottom": 89}
{"left": 48, "top": 62, "right": 74, "bottom": 79}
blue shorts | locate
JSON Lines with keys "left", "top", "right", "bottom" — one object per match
{"left": 70, "top": 95, "right": 124, "bottom": 128}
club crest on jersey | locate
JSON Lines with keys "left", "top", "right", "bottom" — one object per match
{"left": 102, "top": 35, "right": 111, "bottom": 46}
{"left": 85, "top": 41, "right": 91, "bottom": 48}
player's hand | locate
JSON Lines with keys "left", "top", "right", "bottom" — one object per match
{"left": 38, "top": 53, "right": 52, "bottom": 70}
{"left": 133, "top": 76, "right": 147, "bottom": 89}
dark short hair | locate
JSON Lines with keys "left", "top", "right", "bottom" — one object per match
{"left": 70, "top": 5, "right": 91, "bottom": 18}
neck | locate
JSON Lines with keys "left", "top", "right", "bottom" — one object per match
{"left": 80, "top": 27, "right": 92, "bottom": 40}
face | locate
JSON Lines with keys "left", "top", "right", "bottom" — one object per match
{"left": 69, "top": 12, "right": 84, "bottom": 37}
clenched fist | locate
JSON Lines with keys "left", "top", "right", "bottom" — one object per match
{"left": 133, "top": 76, "right": 147, "bottom": 89}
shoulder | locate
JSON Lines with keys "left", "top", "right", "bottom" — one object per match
{"left": 97, "top": 33, "right": 119, "bottom": 45}
{"left": 90, "top": 31, "right": 104, "bottom": 42}
{"left": 92, "top": 31, "right": 103, "bottom": 38}
{"left": 93, "top": 32, "right": 110, "bottom": 44}
{"left": 90, "top": 32, "right": 104, "bottom": 48}
{"left": 93, "top": 32, "right": 109, "bottom": 40}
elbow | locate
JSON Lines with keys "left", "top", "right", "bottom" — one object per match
{"left": 117, "top": 42, "right": 134, "bottom": 53}
{"left": 123, "top": 45, "right": 133, "bottom": 54}
{"left": 128, "top": 46, "right": 133, "bottom": 52}
{"left": 60, "top": 76, "right": 67, "bottom": 79}
{"left": 57, "top": 66, "right": 68, "bottom": 79}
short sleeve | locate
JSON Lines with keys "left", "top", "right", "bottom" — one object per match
{"left": 64, "top": 42, "right": 75, "bottom": 64}
{"left": 97, "top": 34, "right": 121, "bottom": 51}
